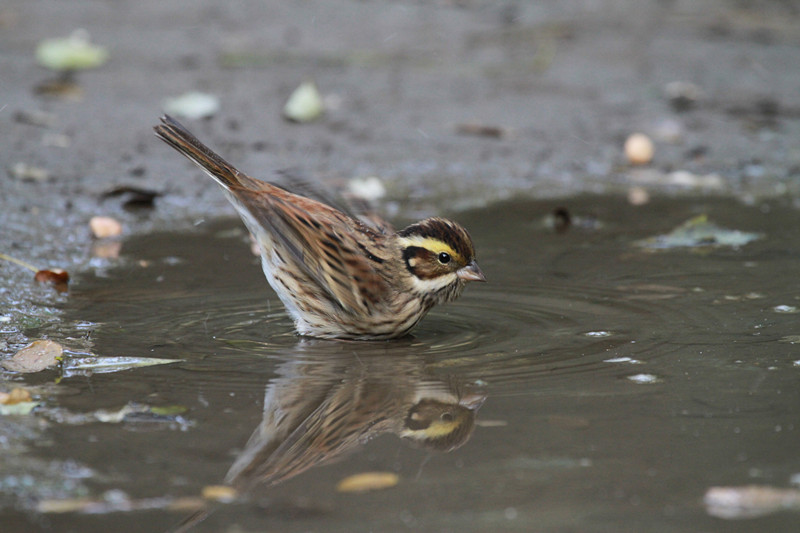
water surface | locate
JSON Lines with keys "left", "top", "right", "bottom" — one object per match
{"left": 9, "top": 196, "right": 800, "bottom": 532}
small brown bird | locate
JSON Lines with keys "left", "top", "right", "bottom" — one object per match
{"left": 154, "top": 115, "right": 485, "bottom": 339}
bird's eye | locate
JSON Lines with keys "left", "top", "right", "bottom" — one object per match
{"left": 441, "top": 412, "right": 454, "bottom": 422}
{"left": 438, "top": 252, "right": 451, "bottom": 264}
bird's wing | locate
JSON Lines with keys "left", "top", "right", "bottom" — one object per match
{"left": 238, "top": 189, "right": 392, "bottom": 316}
{"left": 274, "top": 168, "right": 395, "bottom": 235}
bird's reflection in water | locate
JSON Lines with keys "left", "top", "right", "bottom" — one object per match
{"left": 171, "top": 340, "right": 486, "bottom": 532}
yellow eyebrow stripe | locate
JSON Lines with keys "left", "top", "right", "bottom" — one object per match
{"left": 402, "top": 419, "right": 460, "bottom": 439}
{"left": 398, "top": 236, "right": 463, "bottom": 262}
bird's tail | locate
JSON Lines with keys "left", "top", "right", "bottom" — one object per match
{"left": 154, "top": 114, "right": 249, "bottom": 190}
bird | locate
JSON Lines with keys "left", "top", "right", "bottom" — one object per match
{"left": 225, "top": 349, "right": 486, "bottom": 491}
{"left": 154, "top": 115, "right": 485, "bottom": 340}
{"left": 166, "top": 349, "right": 486, "bottom": 532}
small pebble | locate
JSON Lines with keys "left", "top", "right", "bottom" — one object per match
{"left": 624, "top": 133, "right": 654, "bottom": 165}
{"left": 89, "top": 216, "right": 123, "bottom": 238}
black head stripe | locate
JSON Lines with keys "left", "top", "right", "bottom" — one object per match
{"left": 399, "top": 217, "right": 476, "bottom": 260}
{"left": 402, "top": 246, "right": 424, "bottom": 277}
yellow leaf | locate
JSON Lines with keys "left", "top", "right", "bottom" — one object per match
{"left": 201, "top": 485, "right": 238, "bottom": 502}
{"left": 336, "top": 472, "right": 399, "bottom": 493}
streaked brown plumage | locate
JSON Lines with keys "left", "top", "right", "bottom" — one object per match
{"left": 225, "top": 353, "right": 484, "bottom": 492}
{"left": 167, "top": 350, "right": 486, "bottom": 533}
{"left": 154, "top": 115, "right": 485, "bottom": 339}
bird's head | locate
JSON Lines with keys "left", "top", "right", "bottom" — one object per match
{"left": 398, "top": 217, "right": 485, "bottom": 302}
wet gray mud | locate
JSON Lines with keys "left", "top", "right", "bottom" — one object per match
{"left": 5, "top": 195, "right": 800, "bottom": 532}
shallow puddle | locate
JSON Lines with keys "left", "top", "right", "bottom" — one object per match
{"left": 9, "top": 196, "right": 800, "bottom": 532}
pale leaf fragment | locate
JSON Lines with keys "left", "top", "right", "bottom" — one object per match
{"left": 336, "top": 472, "right": 399, "bottom": 493}
{"left": 705, "top": 485, "right": 800, "bottom": 519}
{"left": 202, "top": 485, "right": 238, "bottom": 502}
{"left": 36, "top": 29, "right": 108, "bottom": 71}
{"left": 636, "top": 215, "right": 761, "bottom": 250}
{"left": 283, "top": 81, "right": 324, "bottom": 123}
{"left": 0, "top": 401, "right": 39, "bottom": 416}
{"left": 163, "top": 92, "right": 220, "bottom": 120}
{"left": 61, "top": 355, "right": 182, "bottom": 376}
{"left": 2, "top": 339, "right": 62, "bottom": 373}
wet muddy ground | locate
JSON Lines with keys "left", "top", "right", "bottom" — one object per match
{"left": 3, "top": 1, "right": 800, "bottom": 321}
{"left": 2, "top": 1, "right": 800, "bottom": 532}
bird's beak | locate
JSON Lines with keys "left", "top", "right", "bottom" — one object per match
{"left": 460, "top": 392, "right": 487, "bottom": 410}
{"left": 457, "top": 260, "right": 486, "bottom": 282}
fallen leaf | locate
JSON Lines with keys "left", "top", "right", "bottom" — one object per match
{"left": 627, "top": 373, "right": 660, "bottom": 384}
{"left": 201, "top": 485, "right": 238, "bottom": 502}
{"left": 635, "top": 215, "right": 762, "bottom": 250}
{"left": 37, "top": 498, "right": 95, "bottom": 513}
{"left": 163, "top": 92, "right": 220, "bottom": 120}
{"left": 168, "top": 496, "right": 206, "bottom": 512}
{"left": 38, "top": 494, "right": 205, "bottom": 514}
{"left": 2, "top": 339, "right": 63, "bottom": 373}
{"left": 705, "top": 485, "right": 800, "bottom": 519}
{"left": 93, "top": 404, "right": 138, "bottom": 423}
{"left": 36, "top": 29, "right": 108, "bottom": 71}
{"left": 40, "top": 402, "right": 193, "bottom": 429}
{"left": 0, "top": 387, "right": 33, "bottom": 404}
{"left": 347, "top": 176, "right": 386, "bottom": 202}
{"left": 283, "top": 81, "right": 324, "bottom": 123}
{"left": 0, "top": 388, "right": 39, "bottom": 415}
{"left": 61, "top": 355, "right": 181, "bottom": 377}
{"left": 0, "top": 401, "right": 39, "bottom": 416}
{"left": 335, "top": 472, "right": 399, "bottom": 493}
{"left": 150, "top": 405, "right": 188, "bottom": 416}
{"left": 34, "top": 268, "right": 70, "bottom": 292}
{"left": 475, "top": 419, "right": 508, "bottom": 427}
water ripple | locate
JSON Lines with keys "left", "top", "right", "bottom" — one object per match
{"left": 70, "top": 267, "right": 729, "bottom": 398}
